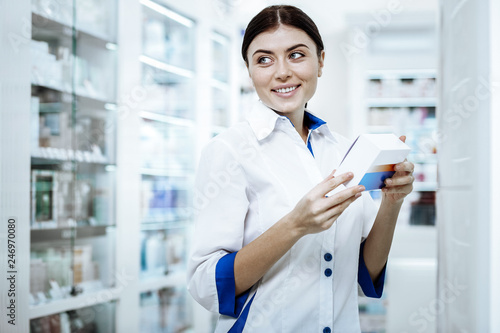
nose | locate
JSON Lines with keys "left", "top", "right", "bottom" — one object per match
{"left": 274, "top": 60, "right": 292, "bottom": 81}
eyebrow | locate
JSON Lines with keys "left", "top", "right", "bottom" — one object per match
{"left": 252, "top": 43, "right": 310, "bottom": 57}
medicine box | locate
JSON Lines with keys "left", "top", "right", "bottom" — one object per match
{"left": 327, "top": 134, "right": 411, "bottom": 196}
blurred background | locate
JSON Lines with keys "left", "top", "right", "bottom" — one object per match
{"left": 0, "top": 0, "right": 499, "bottom": 332}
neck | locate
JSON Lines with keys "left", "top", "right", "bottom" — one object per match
{"left": 276, "top": 110, "right": 308, "bottom": 143}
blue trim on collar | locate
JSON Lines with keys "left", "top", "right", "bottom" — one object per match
{"left": 215, "top": 252, "right": 251, "bottom": 318}
{"left": 304, "top": 110, "right": 326, "bottom": 130}
{"left": 307, "top": 139, "right": 315, "bottom": 157}
{"left": 358, "top": 240, "right": 386, "bottom": 298}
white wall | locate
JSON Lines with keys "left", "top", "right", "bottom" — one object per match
{"left": 438, "top": 0, "right": 500, "bottom": 331}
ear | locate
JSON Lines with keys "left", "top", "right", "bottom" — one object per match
{"left": 318, "top": 51, "right": 325, "bottom": 77}
{"left": 246, "top": 61, "right": 252, "bottom": 78}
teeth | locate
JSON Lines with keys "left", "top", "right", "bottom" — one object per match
{"left": 276, "top": 85, "right": 298, "bottom": 93}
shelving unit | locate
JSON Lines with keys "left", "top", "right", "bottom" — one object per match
{"left": 366, "top": 69, "right": 438, "bottom": 215}
{"left": 28, "top": 0, "right": 120, "bottom": 331}
{"left": 0, "top": 0, "right": 238, "bottom": 331}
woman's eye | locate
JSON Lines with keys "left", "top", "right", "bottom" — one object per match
{"left": 258, "top": 57, "right": 272, "bottom": 64}
{"left": 290, "top": 52, "right": 304, "bottom": 59}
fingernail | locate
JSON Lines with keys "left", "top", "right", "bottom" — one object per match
{"left": 355, "top": 192, "right": 362, "bottom": 198}
{"left": 358, "top": 185, "right": 365, "bottom": 191}
{"left": 348, "top": 172, "right": 353, "bottom": 177}
{"left": 386, "top": 179, "right": 392, "bottom": 185}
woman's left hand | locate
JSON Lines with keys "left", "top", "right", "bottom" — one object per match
{"left": 381, "top": 135, "right": 415, "bottom": 204}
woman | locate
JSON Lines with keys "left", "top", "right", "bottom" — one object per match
{"left": 188, "top": 5, "right": 414, "bottom": 333}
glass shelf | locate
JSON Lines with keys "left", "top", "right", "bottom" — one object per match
{"left": 30, "top": 300, "right": 116, "bottom": 331}
{"left": 140, "top": 61, "right": 195, "bottom": 119}
{"left": 211, "top": 32, "right": 231, "bottom": 128}
{"left": 32, "top": 0, "right": 117, "bottom": 43}
{"left": 141, "top": 0, "right": 195, "bottom": 71}
{"left": 30, "top": 228, "right": 116, "bottom": 306}
{"left": 29, "top": 0, "right": 118, "bottom": 321}
{"left": 140, "top": 118, "right": 195, "bottom": 171}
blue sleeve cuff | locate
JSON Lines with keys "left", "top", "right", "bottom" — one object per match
{"left": 215, "top": 252, "right": 250, "bottom": 318}
{"left": 358, "top": 240, "right": 386, "bottom": 298}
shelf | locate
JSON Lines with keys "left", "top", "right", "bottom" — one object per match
{"left": 31, "top": 148, "right": 110, "bottom": 165}
{"left": 140, "top": 0, "right": 194, "bottom": 28}
{"left": 367, "top": 69, "right": 436, "bottom": 80}
{"left": 140, "top": 168, "right": 194, "bottom": 177}
{"left": 32, "top": 11, "right": 116, "bottom": 45}
{"left": 139, "top": 111, "right": 195, "bottom": 127}
{"left": 138, "top": 271, "right": 186, "bottom": 293}
{"left": 31, "top": 81, "right": 114, "bottom": 104}
{"left": 139, "top": 55, "right": 194, "bottom": 79}
{"left": 413, "top": 181, "right": 438, "bottom": 192}
{"left": 29, "top": 287, "right": 122, "bottom": 319}
{"left": 367, "top": 97, "right": 436, "bottom": 108}
{"left": 141, "top": 219, "right": 190, "bottom": 231}
{"left": 31, "top": 225, "right": 113, "bottom": 242}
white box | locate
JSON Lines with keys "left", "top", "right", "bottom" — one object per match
{"left": 327, "top": 134, "right": 410, "bottom": 196}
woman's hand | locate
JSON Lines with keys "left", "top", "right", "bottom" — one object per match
{"left": 287, "top": 170, "right": 365, "bottom": 238}
{"left": 381, "top": 135, "right": 415, "bottom": 204}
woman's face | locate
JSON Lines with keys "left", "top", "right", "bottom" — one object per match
{"left": 246, "top": 24, "right": 325, "bottom": 115}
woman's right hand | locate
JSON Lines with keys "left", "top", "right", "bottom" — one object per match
{"left": 287, "top": 170, "right": 365, "bottom": 237}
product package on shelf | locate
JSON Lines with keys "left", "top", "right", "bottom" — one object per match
{"left": 31, "top": 169, "right": 112, "bottom": 228}
{"left": 30, "top": 245, "right": 101, "bottom": 304}
{"left": 30, "top": 303, "right": 115, "bottom": 333}
{"left": 140, "top": 176, "right": 190, "bottom": 223}
{"left": 31, "top": 170, "right": 58, "bottom": 228}
{"left": 368, "top": 77, "right": 436, "bottom": 98}
{"left": 31, "top": 40, "right": 72, "bottom": 92}
{"left": 140, "top": 230, "right": 186, "bottom": 278}
{"left": 32, "top": 0, "right": 74, "bottom": 26}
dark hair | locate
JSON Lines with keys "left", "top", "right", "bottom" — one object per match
{"left": 241, "top": 5, "right": 324, "bottom": 65}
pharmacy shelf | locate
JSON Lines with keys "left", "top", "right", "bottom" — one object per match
{"left": 139, "top": 55, "right": 194, "bottom": 79}
{"left": 140, "top": 220, "right": 190, "bottom": 231}
{"left": 138, "top": 271, "right": 186, "bottom": 293}
{"left": 139, "top": 111, "right": 195, "bottom": 127}
{"left": 31, "top": 82, "right": 113, "bottom": 105}
{"left": 32, "top": 11, "right": 116, "bottom": 45}
{"left": 29, "top": 287, "right": 122, "bottom": 320}
{"left": 31, "top": 150, "right": 110, "bottom": 165}
{"left": 31, "top": 225, "right": 113, "bottom": 242}
{"left": 140, "top": 168, "right": 194, "bottom": 177}
{"left": 367, "top": 97, "right": 436, "bottom": 108}
{"left": 367, "top": 69, "right": 436, "bottom": 80}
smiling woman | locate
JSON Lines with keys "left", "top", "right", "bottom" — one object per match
{"left": 245, "top": 25, "right": 324, "bottom": 142}
{"left": 187, "top": 5, "right": 415, "bottom": 333}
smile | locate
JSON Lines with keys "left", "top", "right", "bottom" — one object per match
{"left": 272, "top": 85, "right": 300, "bottom": 93}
